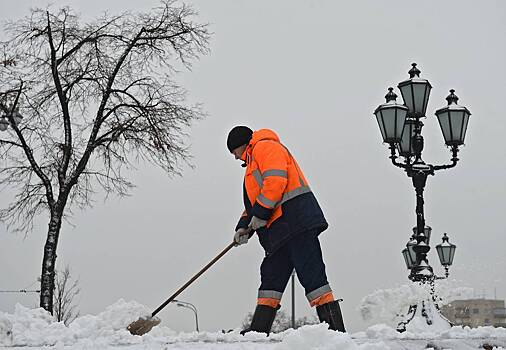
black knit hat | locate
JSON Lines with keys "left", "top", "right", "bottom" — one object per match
{"left": 227, "top": 126, "right": 253, "bottom": 152}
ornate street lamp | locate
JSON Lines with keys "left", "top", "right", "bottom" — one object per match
{"left": 374, "top": 88, "right": 409, "bottom": 144}
{"left": 397, "top": 118, "right": 417, "bottom": 158}
{"left": 436, "top": 233, "right": 456, "bottom": 278}
{"left": 397, "top": 63, "right": 432, "bottom": 118}
{"left": 374, "top": 63, "right": 471, "bottom": 332}
{"left": 404, "top": 235, "right": 417, "bottom": 270}
{"left": 435, "top": 90, "right": 471, "bottom": 147}
{"left": 402, "top": 247, "right": 414, "bottom": 270}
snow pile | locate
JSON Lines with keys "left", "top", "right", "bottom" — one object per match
{"left": 0, "top": 300, "right": 277, "bottom": 348}
{"left": 0, "top": 299, "right": 155, "bottom": 347}
{"left": 0, "top": 304, "right": 70, "bottom": 346}
{"left": 359, "top": 281, "right": 474, "bottom": 327}
{"left": 1, "top": 298, "right": 505, "bottom": 349}
{"left": 443, "top": 325, "right": 506, "bottom": 340}
{"left": 403, "top": 301, "right": 452, "bottom": 335}
{"left": 275, "top": 324, "right": 389, "bottom": 350}
{"left": 147, "top": 328, "right": 279, "bottom": 344}
{"left": 68, "top": 298, "right": 153, "bottom": 339}
{"left": 431, "top": 279, "right": 475, "bottom": 304}
{"left": 361, "top": 322, "right": 506, "bottom": 342}
{"left": 362, "top": 324, "right": 399, "bottom": 340}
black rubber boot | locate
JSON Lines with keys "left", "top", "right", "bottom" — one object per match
{"left": 316, "top": 300, "right": 346, "bottom": 332}
{"left": 240, "top": 304, "right": 278, "bottom": 335}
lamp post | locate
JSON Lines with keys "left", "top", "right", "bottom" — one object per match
{"left": 173, "top": 299, "right": 199, "bottom": 332}
{"left": 374, "top": 63, "right": 469, "bottom": 331}
{"left": 291, "top": 269, "right": 296, "bottom": 329}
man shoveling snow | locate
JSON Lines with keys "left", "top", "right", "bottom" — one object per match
{"left": 227, "top": 126, "right": 346, "bottom": 335}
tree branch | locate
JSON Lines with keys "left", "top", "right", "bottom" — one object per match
{"left": 47, "top": 11, "right": 72, "bottom": 192}
{"left": 0, "top": 139, "right": 23, "bottom": 147}
{"left": 68, "top": 27, "right": 147, "bottom": 187}
{"left": 4, "top": 82, "right": 56, "bottom": 209}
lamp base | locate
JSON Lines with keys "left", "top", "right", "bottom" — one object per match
{"left": 397, "top": 300, "right": 452, "bottom": 333}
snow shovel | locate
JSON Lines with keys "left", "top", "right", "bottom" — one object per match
{"left": 127, "top": 240, "right": 237, "bottom": 336}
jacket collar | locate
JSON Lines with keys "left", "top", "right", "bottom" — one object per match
{"left": 243, "top": 129, "right": 280, "bottom": 165}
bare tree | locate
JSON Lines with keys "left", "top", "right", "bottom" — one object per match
{"left": 53, "top": 265, "right": 80, "bottom": 325}
{"left": 0, "top": 1, "right": 210, "bottom": 313}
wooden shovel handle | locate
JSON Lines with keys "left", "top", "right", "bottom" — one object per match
{"left": 151, "top": 241, "right": 236, "bottom": 317}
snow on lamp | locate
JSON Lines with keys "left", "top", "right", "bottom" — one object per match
{"left": 374, "top": 87, "right": 409, "bottom": 144}
{"left": 435, "top": 90, "right": 471, "bottom": 146}
{"left": 412, "top": 225, "right": 432, "bottom": 245}
{"left": 397, "top": 63, "right": 432, "bottom": 118}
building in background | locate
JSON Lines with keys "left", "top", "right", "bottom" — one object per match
{"left": 441, "top": 299, "right": 506, "bottom": 328}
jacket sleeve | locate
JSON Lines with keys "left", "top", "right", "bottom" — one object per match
{"left": 250, "top": 141, "right": 289, "bottom": 220}
{"left": 235, "top": 210, "right": 250, "bottom": 231}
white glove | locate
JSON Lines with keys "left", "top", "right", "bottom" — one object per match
{"left": 249, "top": 216, "right": 268, "bottom": 231}
{"left": 234, "top": 227, "right": 251, "bottom": 246}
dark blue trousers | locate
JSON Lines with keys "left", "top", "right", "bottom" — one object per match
{"left": 258, "top": 229, "right": 331, "bottom": 304}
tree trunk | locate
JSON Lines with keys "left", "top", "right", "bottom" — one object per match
{"left": 40, "top": 212, "right": 63, "bottom": 313}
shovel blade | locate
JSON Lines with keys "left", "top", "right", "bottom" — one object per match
{"left": 127, "top": 316, "right": 161, "bottom": 336}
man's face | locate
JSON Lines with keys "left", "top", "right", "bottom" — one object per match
{"left": 232, "top": 144, "right": 247, "bottom": 160}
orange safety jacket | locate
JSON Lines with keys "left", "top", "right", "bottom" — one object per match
{"left": 241, "top": 129, "right": 312, "bottom": 227}
{"left": 234, "top": 129, "right": 331, "bottom": 305}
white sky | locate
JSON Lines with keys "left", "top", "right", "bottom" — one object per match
{"left": 1, "top": 0, "right": 505, "bottom": 333}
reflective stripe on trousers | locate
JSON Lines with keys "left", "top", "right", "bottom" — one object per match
{"left": 258, "top": 290, "right": 283, "bottom": 300}
{"left": 306, "top": 284, "right": 332, "bottom": 302}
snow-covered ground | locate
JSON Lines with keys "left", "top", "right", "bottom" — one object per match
{"left": 1, "top": 299, "right": 506, "bottom": 350}
{"left": 358, "top": 281, "right": 475, "bottom": 328}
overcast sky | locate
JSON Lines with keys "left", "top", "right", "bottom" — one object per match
{"left": 1, "top": 0, "right": 505, "bottom": 333}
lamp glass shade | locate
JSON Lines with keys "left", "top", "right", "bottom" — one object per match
{"left": 435, "top": 107, "right": 471, "bottom": 146}
{"left": 436, "top": 233, "right": 456, "bottom": 266}
{"left": 397, "top": 119, "right": 417, "bottom": 157}
{"left": 402, "top": 248, "right": 414, "bottom": 269}
{"left": 374, "top": 102, "right": 408, "bottom": 144}
{"left": 398, "top": 79, "right": 432, "bottom": 117}
{"left": 406, "top": 237, "right": 417, "bottom": 267}
{"left": 0, "top": 117, "right": 8, "bottom": 131}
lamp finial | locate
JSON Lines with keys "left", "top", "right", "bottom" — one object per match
{"left": 385, "top": 87, "right": 397, "bottom": 103}
{"left": 408, "top": 63, "right": 421, "bottom": 78}
{"left": 446, "top": 89, "right": 459, "bottom": 105}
